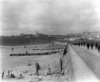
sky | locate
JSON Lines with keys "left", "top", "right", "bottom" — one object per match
{"left": 1, "top": 0, "right": 100, "bottom": 35}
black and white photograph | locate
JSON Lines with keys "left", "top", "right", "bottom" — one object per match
{"left": 0, "top": 0, "right": 100, "bottom": 82}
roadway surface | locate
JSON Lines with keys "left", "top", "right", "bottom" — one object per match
{"left": 71, "top": 45, "right": 100, "bottom": 81}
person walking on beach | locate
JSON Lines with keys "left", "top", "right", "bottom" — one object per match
{"left": 2, "top": 70, "right": 5, "bottom": 79}
{"left": 35, "top": 62, "right": 40, "bottom": 76}
{"left": 8, "top": 70, "right": 10, "bottom": 78}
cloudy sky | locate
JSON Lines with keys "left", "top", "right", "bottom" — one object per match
{"left": 1, "top": 0, "right": 100, "bottom": 35}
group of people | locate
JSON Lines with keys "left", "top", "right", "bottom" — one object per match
{"left": 35, "top": 62, "right": 51, "bottom": 76}
{"left": 3, "top": 45, "right": 68, "bottom": 81}
{"left": 29, "top": 62, "right": 52, "bottom": 82}
{"left": 73, "top": 42, "right": 100, "bottom": 52}
{"left": 2, "top": 70, "right": 15, "bottom": 79}
{"left": 2, "top": 70, "right": 23, "bottom": 79}
{"left": 1, "top": 62, "right": 52, "bottom": 82}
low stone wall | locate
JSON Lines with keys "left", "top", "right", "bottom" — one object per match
{"left": 63, "top": 44, "right": 99, "bottom": 82}
{"left": 61, "top": 44, "right": 75, "bottom": 82}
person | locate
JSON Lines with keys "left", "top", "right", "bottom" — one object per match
{"left": 28, "top": 60, "right": 32, "bottom": 66}
{"left": 98, "top": 45, "right": 100, "bottom": 52}
{"left": 63, "top": 45, "right": 68, "bottom": 56}
{"left": 2, "top": 70, "right": 5, "bottom": 79}
{"left": 59, "top": 58, "right": 63, "bottom": 73}
{"left": 91, "top": 43, "right": 93, "bottom": 49}
{"left": 7, "top": 70, "right": 10, "bottom": 78}
{"left": 26, "top": 51, "right": 28, "bottom": 54}
{"left": 38, "top": 75, "right": 42, "bottom": 81}
{"left": 10, "top": 74, "right": 15, "bottom": 78}
{"left": 12, "top": 48, "right": 14, "bottom": 50}
{"left": 29, "top": 74, "right": 33, "bottom": 82}
{"left": 47, "top": 68, "right": 51, "bottom": 75}
{"left": 19, "top": 73, "right": 23, "bottom": 79}
{"left": 10, "top": 70, "right": 15, "bottom": 78}
{"left": 35, "top": 62, "right": 40, "bottom": 76}
{"left": 78, "top": 43, "right": 80, "bottom": 46}
{"left": 95, "top": 43, "right": 98, "bottom": 49}
{"left": 87, "top": 43, "right": 90, "bottom": 49}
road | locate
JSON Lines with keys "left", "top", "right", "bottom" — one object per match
{"left": 72, "top": 45, "right": 100, "bottom": 80}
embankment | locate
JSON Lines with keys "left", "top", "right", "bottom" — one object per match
{"left": 62, "top": 44, "right": 99, "bottom": 82}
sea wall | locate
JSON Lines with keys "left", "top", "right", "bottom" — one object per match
{"left": 62, "top": 44, "right": 99, "bottom": 82}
